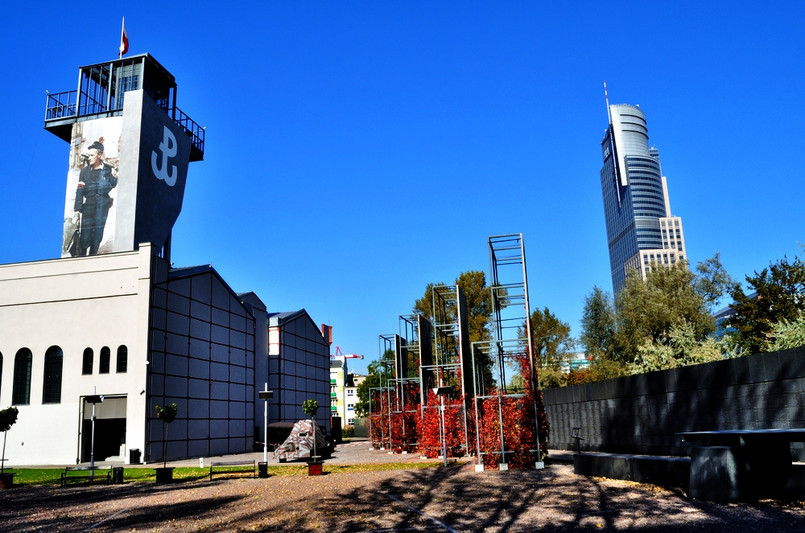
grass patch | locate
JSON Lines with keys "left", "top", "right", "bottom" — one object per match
{"left": 5, "top": 462, "right": 442, "bottom": 486}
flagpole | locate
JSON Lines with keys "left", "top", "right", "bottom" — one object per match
{"left": 119, "top": 17, "right": 125, "bottom": 59}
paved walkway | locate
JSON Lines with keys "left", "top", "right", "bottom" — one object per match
{"left": 165, "top": 440, "right": 575, "bottom": 468}
{"left": 169, "top": 439, "right": 468, "bottom": 467}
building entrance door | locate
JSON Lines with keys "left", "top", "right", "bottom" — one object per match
{"left": 80, "top": 395, "right": 127, "bottom": 462}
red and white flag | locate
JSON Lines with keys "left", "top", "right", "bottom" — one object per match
{"left": 119, "top": 18, "right": 129, "bottom": 57}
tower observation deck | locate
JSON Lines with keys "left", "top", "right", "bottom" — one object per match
{"left": 44, "top": 53, "right": 204, "bottom": 161}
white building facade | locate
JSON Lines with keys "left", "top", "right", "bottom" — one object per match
{"left": 0, "top": 52, "right": 331, "bottom": 466}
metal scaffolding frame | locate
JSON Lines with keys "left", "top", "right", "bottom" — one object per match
{"left": 417, "top": 284, "right": 471, "bottom": 457}
{"left": 471, "top": 233, "right": 542, "bottom": 470}
{"left": 368, "top": 384, "right": 393, "bottom": 450}
{"left": 377, "top": 329, "right": 420, "bottom": 452}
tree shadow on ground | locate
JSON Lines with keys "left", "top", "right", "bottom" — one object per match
{"left": 4, "top": 464, "right": 805, "bottom": 531}
{"left": 263, "top": 464, "right": 805, "bottom": 532}
{"left": 0, "top": 479, "right": 242, "bottom": 531}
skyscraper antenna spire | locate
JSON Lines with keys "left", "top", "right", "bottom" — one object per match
{"left": 603, "top": 79, "right": 612, "bottom": 124}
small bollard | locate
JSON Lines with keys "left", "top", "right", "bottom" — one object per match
{"left": 199, "top": 457, "right": 204, "bottom": 468}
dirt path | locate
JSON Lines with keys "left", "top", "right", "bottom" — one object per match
{"left": 3, "top": 462, "right": 805, "bottom": 532}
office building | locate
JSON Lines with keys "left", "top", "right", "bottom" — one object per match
{"left": 600, "top": 102, "right": 687, "bottom": 294}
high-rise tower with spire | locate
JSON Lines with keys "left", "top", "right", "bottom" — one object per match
{"left": 599, "top": 86, "right": 686, "bottom": 294}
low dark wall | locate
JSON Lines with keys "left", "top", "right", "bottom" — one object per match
{"left": 543, "top": 346, "right": 805, "bottom": 458}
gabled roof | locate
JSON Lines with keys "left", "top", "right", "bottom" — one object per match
{"left": 267, "top": 309, "right": 327, "bottom": 342}
{"left": 169, "top": 264, "right": 214, "bottom": 278}
{"left": 239, "top": 291, "right": 267, "bottom": 313}
{"left": 168, "top": 263, "right": 255, "bottom": 319}
{"left": 267, "top": 309, "right": 309, "bottom": 325}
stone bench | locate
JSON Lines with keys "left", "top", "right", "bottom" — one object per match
{"left": 573, "top": 451, "right": 690, "bottom": 489}
{"left": 679, "top": 428, "right": 805, "bottom": 502}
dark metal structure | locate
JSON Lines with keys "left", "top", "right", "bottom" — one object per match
{"left": 44, "top": 53, "right": 204, "bottom": 161}
{"left": 471, "top": 233, "right": 542, "bottom": 470}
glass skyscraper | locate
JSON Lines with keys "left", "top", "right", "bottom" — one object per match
{"left": 600, "top": 103, "right": 686, "bottom": 294}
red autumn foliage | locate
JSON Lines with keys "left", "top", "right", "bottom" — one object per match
{"left": 475, "top": 351, "right": 549, "bottom": 469}
{"left": 566, "top": 367, "right": 602, "bottom": 385}
{"left": 368, "top": 351, "right": 549, "bottom": 469}
{"left": 417, "top": 391, "right": 469, "bottom": 458}
{"left": 368, "top": 384, "right": 420, "bottom": 452}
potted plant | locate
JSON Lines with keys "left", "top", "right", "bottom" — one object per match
{"left": 0, "top": 406, "right": 18, "bottom": 489}
{"left": 154, "top": 403, "right": 177, "bottom": 483}
{"left": 302, "top": 399, "right": 323, "bottom": 475}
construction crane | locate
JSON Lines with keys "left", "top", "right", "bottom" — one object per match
{"left": 331, "top": 346, "right": 364, "bottom": 359}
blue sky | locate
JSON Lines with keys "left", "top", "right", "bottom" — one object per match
{"left": 2, "top": 2, "right": 803, "bottom": 374}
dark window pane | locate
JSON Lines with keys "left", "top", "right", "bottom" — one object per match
{"left": 116, "top": 345, "right": 128, "bottom": 373}
{"left": 12, "top": 348, "right": 32, "bottom": 405}
{"left": 100, "top": 347, "right": 111, "bottom": 374}
{"left": 43, "top": 346, "right": 63, "bottom": 404}
{"left": 82, "top": 348, "right": 94, "bottom": 375}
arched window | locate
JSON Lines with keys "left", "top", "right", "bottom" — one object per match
{"left": 116, "top": 345, "right": 128, "bottom": 373}
{"left": 82, "top": 348, "right": 94, "bottom": 375}
{"left": 12, "top": 348, "right": 32, "bottom": 405}
{"left": 99, "top": 346, "right": 110, "bottom": 374}
{"left": 43, "top": 346, "right": 64, "bottom": 404}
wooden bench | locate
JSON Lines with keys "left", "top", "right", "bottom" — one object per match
{"left": 60, "top": 466, "right": 112, "bottom": 487}
{"left": 208, "top": 460, "right": 256, "bottom": 481}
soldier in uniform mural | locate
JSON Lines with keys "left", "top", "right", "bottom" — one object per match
{"left": 73, "top": 141, "right": 118, "bottom": 255}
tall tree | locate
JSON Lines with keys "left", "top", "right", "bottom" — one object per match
{"left": 629, "top": 321, "right": 723, "bottom": 374}
{"left": 580, "top": 286, "right": 617, "bottom": 361}
{"left": 771, "top": 314, "right": 805, "bottom": 351}
{"left": 414, "top": 270, "right": 495, "bottom": 386}
{"left": 724, "top": 254, "right": 805, "bottom": 355}
{"left": 414, "top": 270, "right": 492, "bottom": 344}
{"left": 694, "top": 253, "right": 739, "bottom": 312}
{"left": 528, "top": 307, "right": 575, "bottom": 388}
{"left": 579, "top": 286, "right": 626, "bottom": 379}
{"left": 615, "top": 261, "right": 715, "bottom": 364}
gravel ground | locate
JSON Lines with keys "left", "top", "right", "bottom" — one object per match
{"left": 3, "top": 442, "right": 805, "bottom": 532}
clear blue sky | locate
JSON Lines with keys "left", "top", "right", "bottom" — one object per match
{"left": 2, "top": 2, "right": 803, "bottom": 374}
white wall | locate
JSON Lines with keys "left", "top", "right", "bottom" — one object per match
{"left": 0, "top": 246, "right": 152, "bottom": 465}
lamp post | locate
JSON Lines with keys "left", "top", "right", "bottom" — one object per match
{"left": 258, "top": 386, "right": 274, "bottom": 473}
{"left": 433, "top": 386, "right": 451, "bottom": 467}
{"left": 85, "top": 394, "right": 104, "bottom": 476}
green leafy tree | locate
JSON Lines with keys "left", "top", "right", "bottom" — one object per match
{"left": 694, "top": 253, "right": 739, "bottom": 312}
{"left": 414, "top": 270, "right": 495, "bottom": 385}
{"left": 615, "top": 261, "right": 715, "bottom": 364}
{"left": 629, "top": 321, "right": 723, "bottom": 374}
{"left": 579, "top": 286, "right": 627, "bottom": 378}
{"left": 302, "top": 399, "right": 320, "bottom": 460}
{"left": 1, "top": 406, "right": 19, "bottom": 475}
{"left": 575, "top": 255, "right": 732, "bottom": 381}
{"left": 154, "top": 403, "right": 177, "bottom": 468}
{"left": 771, "top": 313, "right": 805, "bottom": 351}
{"left": 580, "top": 286, "right": 615, "bottom": 359}
{"left": 724, "top": 255, "right": 805, "bottom": 355}
{"left": 527, "top": 307, "right": 575, "bottom": 388}
{"left": 414, "top": 271, "right": 493, "bottom": 344}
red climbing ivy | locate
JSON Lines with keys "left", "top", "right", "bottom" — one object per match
{"left": 417, "top": 390, "right": 468, "bottom": 458}
{"left": 369, "top": 350, "right": 549, "bottom": 469}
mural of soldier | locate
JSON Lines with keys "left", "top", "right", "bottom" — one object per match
{"left": 72, "top": 141, "right": 118, "bottom": 255}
